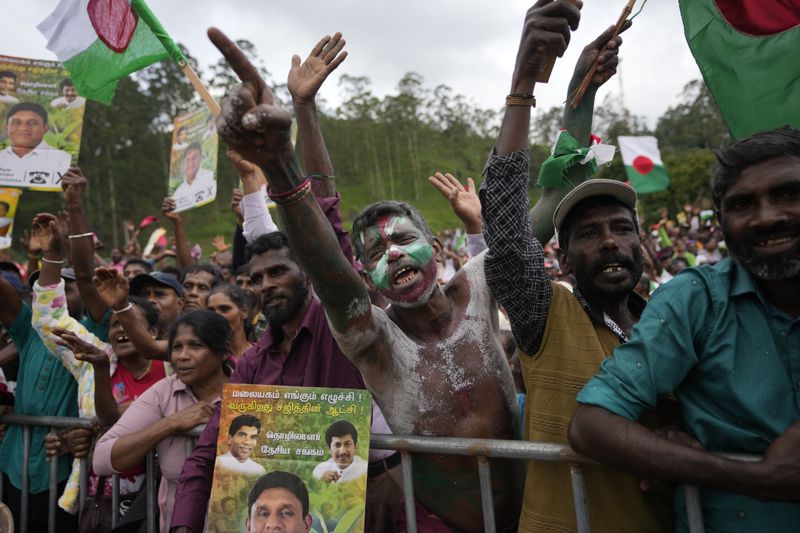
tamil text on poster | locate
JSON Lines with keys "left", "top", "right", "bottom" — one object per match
{"left": 208, "top": 384, "right": 372, "bottom": 533}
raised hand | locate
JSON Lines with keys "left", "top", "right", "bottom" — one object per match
{"left": 288, "top": 33, "right": 348, "bottom": 105}
{"left": 53, "top": 327, "right": 110, "bottom": 368}
{"left": 161, "top": 197, "right": 181, "bottom": 222}
{"left": 31, "top": 213, "right": 65, "bottom": 255}
{"left": 514, "top": 0, "right": 582, "bottom": 83}
{"left": 572, "top": 22, "right": 629, "bottom": 89}
{"left": 208, "top": 28, "right": 293, "bottom": 170}
{"left": 428, "top": 172, "right": 483, "bottom": 234}
{"left": 92, "top": 267, "right": 131, "bottom": 311}
{"left": 231, "top": 188, "right": 244, "bottom": 223}
{"left": 61, "top": 167, "right": 88, "bottom": 206}
{"left": 211, "top": 235, "right": 229, "bottom": 253}
{"left": 20, "top": 229, "right": 42, "bottom": 256}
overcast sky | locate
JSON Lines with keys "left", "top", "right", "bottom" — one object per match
{"left": 2, "top": 0, "right": 701, "bottom": 128}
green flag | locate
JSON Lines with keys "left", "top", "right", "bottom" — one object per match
{"left": 38, "top": 0, "right": 186, "bottom": 104}
{"left": 679, "top": 0, "right": 800, "bottom": 139}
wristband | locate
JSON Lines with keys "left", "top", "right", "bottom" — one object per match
{"left": 41, "top": 257, "right": 64, "bottom": 265}
{"left": 112, "top": 302, "right": 133, "bottom": 314}
{"left": 68, "top": 232, "right": 94, "bottom": 240}
{"left": 307, "top": 173, "right": 335, "bottom": 181}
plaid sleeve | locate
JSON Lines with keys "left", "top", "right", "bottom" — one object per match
{"left": 480, "top": 148, "right": 551, "bottom": 355}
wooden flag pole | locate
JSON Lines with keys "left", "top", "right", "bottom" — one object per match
{"left": 568, "top": 0, "right": 636, "bottom": 108}
{"left": 180, "top": 61, "right": 221, "bottom": 116}
{"left": 534, "top": 0, "right": 583, "bottom": 83}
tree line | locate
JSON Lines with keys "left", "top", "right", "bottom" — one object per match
{"left": 9, "top": 41, "right": 729, "bottom": 257}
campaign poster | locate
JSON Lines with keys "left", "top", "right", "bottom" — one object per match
{"left": 0, "top": 55, "right": 85, "bottom": 191}
{"left": 0, "top": 188, "right": 21, "bottom": 249}
{"left": 168, "top": 106, "right": 218, "bottom": 213}
{"left": 208, "top": 384, "right": 372, "bottom": 533}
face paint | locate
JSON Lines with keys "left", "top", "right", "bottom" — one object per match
{"left": 366, "top": 241, "right": 435, "bottom": 289}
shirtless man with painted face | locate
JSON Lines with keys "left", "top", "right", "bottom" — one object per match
{"left": 207, "top": 29, "right": 520, "bottom": 533}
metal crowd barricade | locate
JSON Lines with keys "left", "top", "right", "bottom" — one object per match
{"left": 0, "top": 413, "right": 758, "bottom": 533}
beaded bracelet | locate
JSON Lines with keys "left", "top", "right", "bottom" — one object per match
{"left": 307, "top": 173, "right": 335, "bottom": 181}
{"left": 506, "top": 93, "right": 536, "bottom": 107}
{"left": 271, "top": 181, "right": 312, "bottom": 206}
{"left": 267, "top": 178, "right": 311, "bottom": 200}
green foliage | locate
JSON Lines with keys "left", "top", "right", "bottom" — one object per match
{"left": 4, "top": 43, "right": 732, "bottom": 260}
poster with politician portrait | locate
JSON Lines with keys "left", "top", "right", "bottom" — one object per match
{"left": 0, "top": 187, "right": 21, "bottom": 249}
{"left": 0, "top": 55, "right": 85, "bottom": 191}
{"left": 209, "top": 384, "right": 372, "bottom": 533}
{"left": 168, "top": 105, "right": 218, "bottom": 213}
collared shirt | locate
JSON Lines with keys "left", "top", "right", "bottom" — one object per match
{"left": 0, "top": 303, "right": 76, "bottom": 493}
{"left": 578, "top": 258, "right": 800, "bottom": 532}
{"left": 312, "top": 455, "right": 368, "bottom": 483}
{"left": 0, "top": 141, "right": 72, "bottom": 188}
{"left": 171, "top": 168, "right": 217, "bottom": 211}
{"left": 94, "top": 374, "right": 213, "bottom": 533}
{"left": 50, "top": 96, "right": 86, "bottom": 109}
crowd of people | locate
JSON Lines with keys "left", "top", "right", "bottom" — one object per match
{"left": 0, "top": 2, "right": 798, "bottom": 533}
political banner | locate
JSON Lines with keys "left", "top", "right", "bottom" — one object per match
{"left": 0, "top": 55, "right": 85, "bottom": 191}
{"left": 168, "top": 106, "right": 217, "bottom": 212}
{"left": 208, "top": 384, "right": 372, "bottom": 533}
{"left": 0, "top": 187, "right": 21, "bottom": 249}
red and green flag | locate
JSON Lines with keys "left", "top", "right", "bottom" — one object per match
{"left": 38, "top": 0, "right": 186, "bottom": 104}
{"left": 618, "top": 136, "right": 670, "bottom": 194}
{"left": 679, "top": 0, "right": 800, "bottom": 139}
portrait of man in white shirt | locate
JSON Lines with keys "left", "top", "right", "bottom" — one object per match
{"left": 312, "top": 420, "right": 367, "bottom": 484}
{"left": 171, "top": 142, "right": 217, "bottom": 210}
{"left": 0, "top": 71, "right": 19, "bottom": 105}
{"left": 0, "top": 102, "right": 72, "bottom": 188}
{"left": 50, "top": 78, "right": 86, "bottom": 110}
{"left": 216, "top": 414, "right": 266, "bottom": 477}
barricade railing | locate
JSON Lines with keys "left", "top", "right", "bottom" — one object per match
{"left": 0, "top": 414, "right": 758, "bottom": 533}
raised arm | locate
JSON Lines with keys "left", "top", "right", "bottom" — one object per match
{"left": 530, "top": 22, "right": 628, "bottom": 242}
{"left": 481, "top": 1, "right": 580, "bottom": 355}
{"left": 428, "top": 173, "right": 486, "bottom": 257}
{"left": 288, "top": 33, "right": 358, "bottom": 264}
{"left": 208, "top": 29, "right": 372, "bottom": 340}
{"left": 161, "top": 198, "right": 193, "bottom": 269}
{"left": 53, "top": 328, "right": 119, "bottom": 426}
{"left": 62, "top": 168, "right": 109, "bottom": 322}
{"left": 93, "top": 267, "right": 169, "bottom": 360}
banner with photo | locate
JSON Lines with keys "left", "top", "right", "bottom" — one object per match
{"left": 0, "top": 55, "right": 85, "bottom": 191}
{"left": 168, "top": 105, "right": 217, "bottom": 212}
{"left": 0, "top": 187, "right": 21, "bottom": 249}
{"left": 209, "top": 384, "right": 372, "bottom": 533}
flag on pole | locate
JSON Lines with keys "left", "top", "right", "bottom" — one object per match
{"left": 38, "top": 0, "right": 186, "bottom": 105}
{"left": 679, "top": 0, "right": 800, "bottom": 139}
{"left": 618, "top": 136, "right": 670, "bottom": 194}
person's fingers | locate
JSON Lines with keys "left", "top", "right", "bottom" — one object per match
{"left": 328, "top": 50, "right": 348, "bottom": 72}
{"left": 208, "top": 27, "right": 266, "bottom": 88}
{"left": 242, "top": 103, "right": 292, "bottom": 133}
{"left": 291, "top": 54, "right": 301, "bottom": 69}
{"left": 467, "top": 177, "right": 476, "bottom": 194}
{"left": 323, "top": 35, "right": 346, "bottom": 64}
{"left": 310, "top": 35, "right": 332, "bottom": 59}
{"left": 428, "top": 174, "right": 453, "bottom": 197}
{"left": 537, "top": 0, "right": 582, "bottom": 31}
{"left": 443, "top": 173, "right": 463, "bottom": 190}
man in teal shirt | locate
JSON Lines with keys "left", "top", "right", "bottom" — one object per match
{"left": 0, "top": 272, "right": 79, "bottom": 532}
{"left": 569, "top": 126, "right": 800, "bottom": 532}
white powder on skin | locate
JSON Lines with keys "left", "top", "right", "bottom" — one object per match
{"left": 332, "top": 252, "right": 517, "bottom": 435}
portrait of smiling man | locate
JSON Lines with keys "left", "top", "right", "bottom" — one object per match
{"left": 217, "top": 414, "right": 266, "bottom": 477}
{"left": 312, "top": 420, "right": 367, "bottom": 484}
{"left": 0, "top": 102, "right": 72, "bottom": 187}
{"left": 246, "top": 471, "right": 312, "bottom": 533}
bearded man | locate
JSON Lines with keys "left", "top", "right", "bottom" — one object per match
{"left": 569, "top": 126, "right": 800, "bottom": 532}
